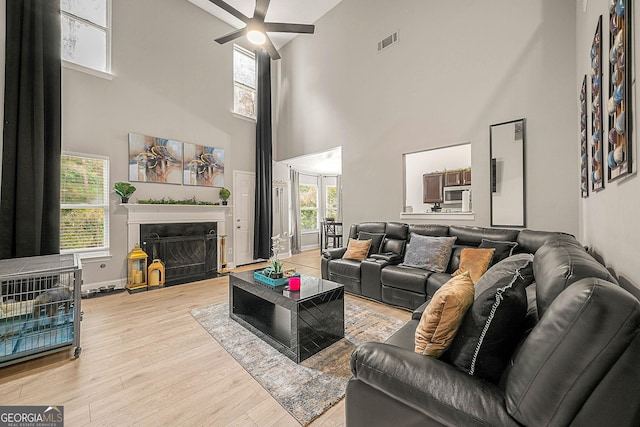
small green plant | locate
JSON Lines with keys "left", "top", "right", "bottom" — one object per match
{"left": 114, "top": 182, "right": 136, "bottom": 201}
{"left": 219, "top": 187, "right": 231, "bottom": 202}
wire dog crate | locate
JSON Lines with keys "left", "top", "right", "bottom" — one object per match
{"left": 0, "top": 253, "right": 82, "bottom": 368}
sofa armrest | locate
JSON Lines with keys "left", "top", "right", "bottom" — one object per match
{"left": 350, "top": 342, "right": 518, "bottom": 426}
{"left": 369, "top": 252, "right": 403, "bottom": 264}
{"left": 412, "top": 300, "right": 430, "bottom": 320}
{"left": 322, "top": 247, "right": 347, "bottom": 259}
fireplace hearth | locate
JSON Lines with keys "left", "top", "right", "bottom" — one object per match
{"left": 140, "top": 222, "right": 218, "bottom": 286}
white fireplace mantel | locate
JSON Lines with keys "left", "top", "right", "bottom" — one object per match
{"left": 122, "top": 203, "right": 229, "bottom": 269}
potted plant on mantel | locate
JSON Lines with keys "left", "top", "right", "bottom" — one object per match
{"left": 219, "top": 187, "right": 231, "bottom": 205}
{"left": 114, "top": 182, "right": 136, "bottom": 204}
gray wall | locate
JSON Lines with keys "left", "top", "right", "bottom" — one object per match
{"left": 575, "top": 0, "right": 640, "bottom": 285}
{"left": 275, "top": 0, "right": 578, "bottom": 237}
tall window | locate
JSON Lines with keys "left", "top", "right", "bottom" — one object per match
{"left": 233, "top": 45, "right": 257, "bottom": 119}
{"left": 326, "top": 185, "right": 338, "bottom": 220}
{"left": 299, "top": 184, "right": 319, "bottom": 232}
{"left": 61, "top": 0, "right": 111, "bottom": 73}
{"left": 60, "top": 154, "right": 110, "bottom": 254}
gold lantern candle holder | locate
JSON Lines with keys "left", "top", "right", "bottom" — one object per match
{"left": 148, "top": 259, "right": 165, "bottom": 288}
{"left": 126, "top": 244, "right": 149, "bottom": 292}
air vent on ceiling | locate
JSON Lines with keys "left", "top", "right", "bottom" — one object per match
{"left": 377, "top": 31, "right": 399, "bottom": 52}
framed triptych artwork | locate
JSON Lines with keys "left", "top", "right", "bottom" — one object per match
{"left": 580, "top": 75, "right": 589, "bottom": 198}
{"left": 590, "top": 16, "right": 604, "bottom": 192}
{"left": 607, "top": 0, "right": 632, "bottom": 181}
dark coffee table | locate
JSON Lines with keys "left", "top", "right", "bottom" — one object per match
{"left": 229, "top": 270, "right": 344, "bottom": 363}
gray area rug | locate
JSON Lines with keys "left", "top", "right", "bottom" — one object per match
{"left": 190, "top": 300, "right": 405, "bottom": 425}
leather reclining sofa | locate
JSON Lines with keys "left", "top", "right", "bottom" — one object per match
{"left": 326, "top": 222, "right": 640, "bottom": 425}
{"left": 321, "top": 221, "right": 564, "bottom": 310}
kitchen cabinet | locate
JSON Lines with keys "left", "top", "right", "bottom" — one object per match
{"left": 463, "top": 170, "right": 472, "bottom": 185}
{"left": 423, "top": 173, "right": 443, "bottom": 203}
{"left": 444, "top": 171, "right": 462, "bottom": 186}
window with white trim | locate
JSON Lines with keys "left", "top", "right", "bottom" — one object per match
{"left": 299, "top": 184, "right": 319, "bottom": 232}
{"left": 61, "top": 0, "right": 111, "bottom": 73}
{"left": 233, "top": 45, "right": 256, "bottom": 120}
{"left": 326, "top": 185, "right": 338, "bottom": 220}
{"left": 60, "top": 153, "right": 110, "bottom": 255}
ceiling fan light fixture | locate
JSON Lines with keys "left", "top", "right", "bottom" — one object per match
{"left": 247, "top": 29, "right": 266, "bottom": 45}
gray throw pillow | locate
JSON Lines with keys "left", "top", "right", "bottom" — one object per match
{"left": 358, "top": 231, "right": 385, "bottom": 256}
{"left": 474, "top": 253, "right": 535, "bottom": 299}
{"left": 402, "top": 234, "right": 457, "bottom": 273}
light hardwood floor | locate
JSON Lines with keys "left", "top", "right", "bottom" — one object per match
{"left": 0, "top": 250, "right": 410, "bottom": 426}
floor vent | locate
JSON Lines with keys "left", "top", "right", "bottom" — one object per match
{"left": 378, "top": 31, "right": 399, "bottom": 52}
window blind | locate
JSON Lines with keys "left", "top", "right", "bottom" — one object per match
{"left": 60, "top": 154, "right": 109, "bottom": 252}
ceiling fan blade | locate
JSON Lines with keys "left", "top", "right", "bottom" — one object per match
{"left": 254, "top": 0, "right": 271, "bottom": 22}
{"left": 264, "top": 23, "right": 315, "bottom": 34}
{"left": 215, "top": 27, "right": 248, "bottom": 44}
{"left": 263, "top": 35, "right": 281, "bottom": 60}
{"left": 207, "top": 0, "right": 250, "bottom": 23}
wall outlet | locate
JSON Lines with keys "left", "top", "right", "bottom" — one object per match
{"left": 228, "top": 248, "right": 233, "bottom": 255}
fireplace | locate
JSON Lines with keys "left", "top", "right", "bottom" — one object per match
{"left": 140, "top": 223, "right": 218, "bottom": 286}
{"left": 123, "top": 203, "right": 228, "bottom": 285}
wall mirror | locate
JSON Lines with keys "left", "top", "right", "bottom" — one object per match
{"left": 490, "top": 119, "right": 526, "bottom": 227}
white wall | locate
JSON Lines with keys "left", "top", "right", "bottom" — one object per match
{"left": 275, "top": 0, "right": 578, "bottom": 236}
{"left": 576, "top": 0, "right": 640, "bottom": 286}
{"left": 61, "top": 0, "right": 256, "bottom": 286}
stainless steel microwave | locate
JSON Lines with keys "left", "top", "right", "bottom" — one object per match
{"left": 443, "top": 185, "right": 471, "bottom": 205}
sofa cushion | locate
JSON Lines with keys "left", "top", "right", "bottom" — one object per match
{"left": 343, "top": 238, "right": 372, "bottom": 261}
{"left": 479, "top": 239, "right": 518, "bottom": 264}
{"left": 474, "top": 253, "right": 535, "bottom": 299}
{"left": 402, "top": 234, "right": 457, "bottom": 273}
{"left": 449, "top": 225, "right": 520, "bottom": 246}
{"left": 515, "top": 229, "right": 575, "bottom": 254}
{"left": 415, "top": 272, "right": 475, "bottom": 357}
{"left": 408, "top": 224, "right": 450, "bottom": 238}
{"left": 444, "top": 265, "right": 529, "bottom": 384}
{"left": 358, "top": 231, "right": 385, "bottom": 256}
{"left": 533, "top": 240, "right": 618, "bottom": 318}
{"left": 381, "top": 264, "right": 431, "bottom": 294}
{"left": 328, "top": 258, "right": 362, "bottom": 279}
{"left": 384, "top": 222, "right": 409, "bottom": 240}
{"left": 351, "top": 222, "right": 386, "bottom": 238}
{"left": 453, "top": 248, "right": 495, "bottom": 284}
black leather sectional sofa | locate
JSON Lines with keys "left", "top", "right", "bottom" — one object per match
{"left": 321, "top": 222, "right": 565, "bottom": 310}
{"left": 325, "top": 222, "right": 640, "bottom": 425}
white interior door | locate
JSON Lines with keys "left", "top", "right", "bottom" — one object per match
{"left": 233, "top": 170, "right": 255, "bottom": 266}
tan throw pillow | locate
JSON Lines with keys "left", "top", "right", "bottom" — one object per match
{"left": 415, "top": 272, "right": 475, "bottom": 357}
{"left": 453, "top": 248, "right": 496, "bottom": 284}
{"left": 342, "top": 238, "right": 372, "bottom": 261}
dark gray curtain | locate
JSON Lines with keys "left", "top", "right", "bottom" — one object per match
{"left": 253, "top": 49, "right": 272, "bottom": 259}
{"left": 0, "top": 0, "right": 62, "bottom": 259}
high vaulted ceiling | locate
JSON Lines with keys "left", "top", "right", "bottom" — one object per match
{"left": 187, "top": 0, "right": 343, "bottom": 49}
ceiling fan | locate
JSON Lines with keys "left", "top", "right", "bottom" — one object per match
{"left": 209, "top": 0, "right": 315, "bottom": 60}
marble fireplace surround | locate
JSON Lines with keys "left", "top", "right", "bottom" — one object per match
{"left": 123, "top": 204, "right": 228, "bottom": 273}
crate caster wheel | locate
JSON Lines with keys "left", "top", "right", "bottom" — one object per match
{"left": 74, "top": 347, "right": 82, "bottom": 358}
